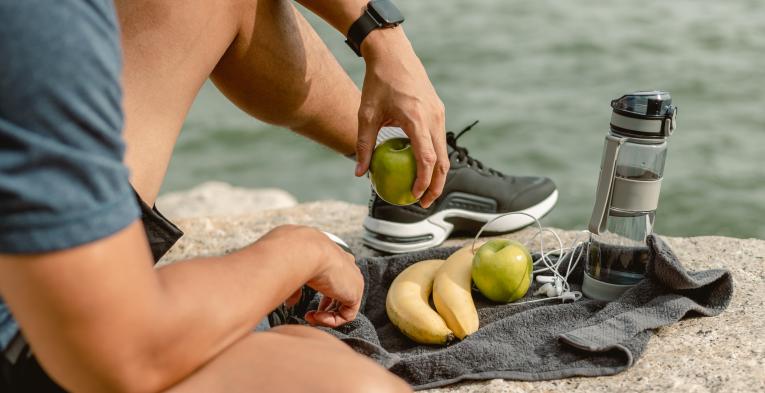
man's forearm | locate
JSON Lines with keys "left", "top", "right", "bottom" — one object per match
{"left": 0, "top": 223, "right": 328, "bottom": 392}
{"left": 296, "top": 0, "right": 367, "bottom": 36}
{"left": 296, "top": 0, "right": 411, "bottom": 59}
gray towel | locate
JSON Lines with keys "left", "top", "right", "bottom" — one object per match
{"left": 302, "top": 235, "right": 732, "bottom": 390}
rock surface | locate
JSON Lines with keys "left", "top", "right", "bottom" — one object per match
{"left": 159, "top": 199, "right": 765, "bottom": 393}
{"left": 155, "top": 181, "right": 297, "bottom": 220}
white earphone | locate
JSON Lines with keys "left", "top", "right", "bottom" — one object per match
{"left": 534, "top": 276, "right": 563, "bottom": 297}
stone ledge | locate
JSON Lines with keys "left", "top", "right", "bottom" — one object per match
{"left": 159, "top": 199, "right": 765, "bottom": 393}
{"left": 156, "top": 181, "right": 297, "bottom": 220}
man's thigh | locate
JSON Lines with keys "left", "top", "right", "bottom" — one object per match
{"left": 116, "top": 0, "right": 247, "bottom": 204}
{"left": 117, "top": 0, "right": 358, "bottom": 204}
{"left": 166, "top": 325, "right": 411, "bottom": 393}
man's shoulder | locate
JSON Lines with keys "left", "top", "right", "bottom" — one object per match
{"left": 0, "top": 0, "right": 139, "bottom": 254}
{"left": 0, "top": 0, "right": 123, "bottom": 137}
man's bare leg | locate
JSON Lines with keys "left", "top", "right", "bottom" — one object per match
{"left": 117, "top": 0, "right": 360, "bottom": 205}
{"left": 167, "top": 325, "right": 411, "bottom": 393}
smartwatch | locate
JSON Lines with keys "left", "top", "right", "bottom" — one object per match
{"left": 345, "top": 0, "right": 405, "bottom": 57}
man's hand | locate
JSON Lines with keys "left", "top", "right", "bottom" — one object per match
{"left": 304, "top": 230, "right": 363, "bottom": 327}
{"left": 354, "top": 28, "right": 449, "bottom": 209}
{"left": 258, "top": 225, "right": 363, "bottom": 327}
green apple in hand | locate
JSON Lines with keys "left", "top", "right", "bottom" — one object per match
{"left": 370, "top": 138, "right": 419, "bottom": 206}
{"left": 472, "top": 239, "right": 533, "bottom": 303}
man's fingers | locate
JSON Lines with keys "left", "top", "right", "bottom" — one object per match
{"left": 305, "top": 293, "right": 359, "bottom": 326}
{"left": 304, "top": 305, "right": 357, "bottom": 328}
{"left": 419, "top": 109, "right": 449, "bottom": 208}
{"left": 403, "top": 119, "right": 436, "bottom": 200}
{"left": 316, "top": 295, "right": 332, "bottom": 311}
{"left": 419, "top": 149, "right": 448, "bottom": 208}
{"left": 303, "top": 310, "right": 324, "bottom": 326}
{"left": 338, "top": 303, "right": 359, "bottom": 323}
{"left": 356, "top": 106, "right": 380, "bottom": 177}
{"left": 305, "top": 310, "right": 339, "bottom": 327}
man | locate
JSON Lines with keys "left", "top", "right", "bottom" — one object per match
{"left": 0, "top": 0, "right": 556, "bottom": 391}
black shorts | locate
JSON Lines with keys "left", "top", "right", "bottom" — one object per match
{"left": 0, "top": 191, "right": 183, "bottom": 392}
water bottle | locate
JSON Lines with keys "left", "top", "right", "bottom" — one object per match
{"left": 583, "top": 91, "right": 677, "bottom": 301}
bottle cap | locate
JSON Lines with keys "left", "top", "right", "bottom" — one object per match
{"left": 611, "top": 91, "right": 673, "bottom": 119}
{"left": 609, "top": 90, "right": 676, "bottom": 139}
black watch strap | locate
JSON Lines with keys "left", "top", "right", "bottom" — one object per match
{"left": 345, "top": 10, "right": 381, "bottom": 57}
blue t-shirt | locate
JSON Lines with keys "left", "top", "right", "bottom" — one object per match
{"left": 0, "top": 0, "right": 140, "bottom": 349}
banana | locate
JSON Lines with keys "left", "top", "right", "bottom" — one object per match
{"left": 386, "top": 259, "right": 455, "bottom": 345}
{"left": 433, "top": 242, "right": 485, "bottom": 339}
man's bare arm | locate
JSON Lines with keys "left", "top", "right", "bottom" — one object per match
{"left": 0, "top": 222, "right": 361, "bottom": 393}
{"left": 297, "top": 0, "right": 450, "bottom": 208}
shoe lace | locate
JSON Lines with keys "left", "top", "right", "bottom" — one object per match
{"left": 446, "top": 120, "right": 503, "bottom": 177}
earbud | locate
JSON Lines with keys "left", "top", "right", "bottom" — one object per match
{"left": 534, "top": 282, "right": 563, "bottom": 297}
{"left": 554, "top": 278, "right": 563, "bottom": 296}
{"left": 534, "top": 283, "right": 552, "bottom": 296}
{"left": 559, "top": 291, "right": 581, "bottom": 302}
{"left": 536, "top": 275, "right": 556, "bottom": 284}
{"left": 534, "top": 276, "right": 564, "bottom": 297}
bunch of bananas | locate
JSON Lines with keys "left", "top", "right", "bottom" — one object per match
{"left": 385, "top": 243, "right": 484, "bottom": 345}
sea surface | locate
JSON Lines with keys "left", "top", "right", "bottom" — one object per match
{"left": 163, "top": 0, "right": 765, "bottom": 239}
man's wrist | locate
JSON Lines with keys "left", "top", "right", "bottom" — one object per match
{"left": 243, "top": 226, "right": 327, "bottom": 281}
{"left": 359, "top": 26, "right": 410, "bottom": 60}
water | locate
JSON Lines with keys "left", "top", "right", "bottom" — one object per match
{"left": 163, "top": 0, "right": 765, "bottom": 239}
{"left": 587, "top": 239, "right": 651, "bottom": 285}
{"left": 615, "top": 167, "right": 662, "bottom": 181}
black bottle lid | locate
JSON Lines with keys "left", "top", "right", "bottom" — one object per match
{"left": 611, "top": 91, "right": 673, "bottom": 119}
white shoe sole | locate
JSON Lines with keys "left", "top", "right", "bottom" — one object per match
{"left": 362, "top": 190, "right": 559, "bottom": 254}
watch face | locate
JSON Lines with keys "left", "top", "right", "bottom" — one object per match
{"left": 368, "top": 0, "right": 404, "bottom": 25}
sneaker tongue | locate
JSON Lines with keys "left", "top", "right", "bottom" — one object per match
{"left": 448, "top": 147, "right": 503, "bottom": 177}
{"left": 445, "top": 124, "right": 504, "bottom": 177}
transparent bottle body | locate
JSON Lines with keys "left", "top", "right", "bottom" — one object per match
{"left": 586, "top": 135, "right": 668, "bottom": 285}
{"left": 613, "top": 136, "right": 667, "bottom": 181}
{"left": 587, "top": 211, "right": 654, "bottom": 285}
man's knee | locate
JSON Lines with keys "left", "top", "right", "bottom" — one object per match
{"left": 270, "top": 324, "right": 335, "bottom": 341}
{"left": 270, "top": 324, "right": 356, "bottom": 353}
{"left": 269, "top": 326, "right": 412, "bottom": 393}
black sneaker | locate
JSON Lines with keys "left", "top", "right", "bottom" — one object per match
{"left": 362, "top": 121, "right": 558, "bottom": 253}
